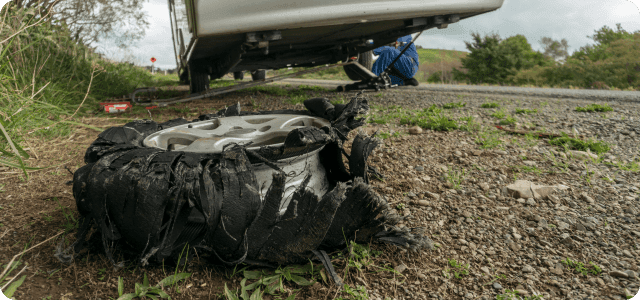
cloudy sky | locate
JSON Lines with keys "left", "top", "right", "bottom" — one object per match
{"left": 96, "top": 0, "right": 640, "bottom": 70}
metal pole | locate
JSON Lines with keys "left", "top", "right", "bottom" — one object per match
{"left": 382, "top": 30, "right": 425, "bottom": 75}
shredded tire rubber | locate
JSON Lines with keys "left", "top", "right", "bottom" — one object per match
{"left": 59, "top": 94, "right": 433, "bottom": 280}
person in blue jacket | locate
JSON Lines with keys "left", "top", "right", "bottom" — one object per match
{"left": 371, "top": 35, "right": 420, "bottom": 86}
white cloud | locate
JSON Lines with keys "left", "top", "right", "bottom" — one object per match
{"left": 96, "top": 0, "right": 640, "bottom": 68}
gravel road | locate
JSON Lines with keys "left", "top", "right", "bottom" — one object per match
{"left": 278, "top": 78, "right": 640, "bottom": 102}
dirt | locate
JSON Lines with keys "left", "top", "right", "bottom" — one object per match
{"left": 1, "top": 85, "right": 639, "bottom": 300}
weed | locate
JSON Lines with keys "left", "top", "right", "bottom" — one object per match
{"left": 331, "top": 95, "right": 348, "bottom": 105}
{"left": 443, "top": 259, "right": 469, "bottom": 279}
{"left": 515, "top": 108, "right": 538, "bottom": 115}
{"left": 297, "top": 85, "right": 329, "bottom": 92}
{"left": 55, "top": 198, "right": 79, "bottom": 233}
{"left": 512, "top": 165, "right": 541, "bottom": 175}
{"left": 442, "top": 102, "right": 466, "bottom": 109}
{"left": 227, "top": 263, "right": 320, "bottom": 298}
{"left": 285, "top": 94, "right": 308, "bottom": 105}
{"left": 374, "top": 93, "right": 383, "bottom": 97}
{"left": 614, "top": 161, "right": 640, "bottom": 172}
{"left": 336, "top": 284, "right": 369, "bottom": 300}
{"left": 400, "top": 106, "right": 458, "bottom": 131}
{"left": 445, "top": 167, "right": 466, "bottom": 190}
{"left": 459, "top": 116, "right": 481, "bottom": 132}
{"left": 575, "top": 104, "right": 613, "bottom": 112}
{"left": 496, "top": 289, "right": 543, "bottom": 300}
{"left": 481, "top": 102, "right": 500, "bottom": 108}
{"left": 116, "top": 272, "right": 191, "bottom": 300}
{"left": 548, "top": 133, "right": 610, "bottom": 154}
{"left": 540, "top": 101, "right": 549, "bottom": 107}
{"left": 476, "top": 131, "right": 503, "bottom": 149}
{"left": 561, "top": 258, "right": 602, "bottom": 276}
{"left": 499, "top": 115, "right": 516, "bottom": 125}
{"left": 396, "top": 203, "right": 406, "bottom": 210}
{"left": 491, "top": 109, "right": 506, "bottom": 119}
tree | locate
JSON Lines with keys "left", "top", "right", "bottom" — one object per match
{"left": 453, "top": 33, "right": 550, "bottom": 84}
{"left": 540, "top": 37, "right": 569, "bottom": 62}
{"left": 572, "top": 23, "right": 639, "bottom": 62}
{"left": 10, "top": 0, "right": 149, "bottom": 48}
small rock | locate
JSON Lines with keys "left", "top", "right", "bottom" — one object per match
{"left": 576, "top": 223, "right": 586, "bottom": 232}
{"left": 522, "top": 265, "right": 535, "bottom": 273}
{"left": 523, "top": 160, "right": 537, "bottom": 166}
{"left": 557, "top": 221, "right": 570, "bottom": 230}
{"left": 492, "top": 282, "right": 503, "bottom": 290}
{"left": 415, "top": 166, "right": 424, "bottom": 172}
{"left": 494, "top": 150, "right": 508, "bottom": 155}
{"left": 610, "top": 270, "right": 629, "bottom": 278}
{"left": 479, "top": 182, "right": 490, "bottom": 191}
{"left": 407, "top": 192, "right": 417, "bottom": 198}
{"left": 417, "top": 200, "right": 430, "bottom": 207}
{"left": 481, "top": 266, "right": 491, "bottom": 275}
{"left": 506, "top": 180, "right": 558, "bottom": 199}
{"left": 436, "top": 165, "right": 448, "bottom": 172}
{"left": 526, "top": 198, "right": 536, "bottom": 205}
{"left": 472, "top": 150, "right": 483, "bottom": 156}
{"left": 551, "top": 267, "right": 563, "bottom": 275}
{"left": 570, "top": 150, "right": 598, "bottom": 160}
{"left": 623, "top": 250, "right": 634, "bottom": 258}
{"left": 625, "top": 270, "right": 638, "bottom": 278}
{"left": 425, "top": 191, "right": 440, "bottom": 200}
{"left": 408, "top": 126, "right": 422, "bottom": 135}
{"left": 394, "top": 263, "right": 408, "bottom": 274}
{"left": 581, "top": 193, "right": 595, "bottom": 204}
{"left": 516, "top": 198, "right": 526, "bottom": 204}
{"left": 454, "top": 150, "right": 462, "bottom": 156}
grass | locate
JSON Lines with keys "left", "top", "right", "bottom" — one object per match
{"left": 515, "top": 108, "right": 538, "bottom": 115}
{"left": 443, "top": 259, "right": 469, "bottom": 279}
{"left": 442, "top": 102, "right": 466, "bottom": 109}
{"left": 575, "top": 104, "right": 613, "bottom": 112}
{"left": 476, "top": 130, "right": 504, "bottom": 149}
{"left": 225, "top": 264, "right": 319, "bottom": 299}
{"left": 499, "top": 115, "right": 517, "bottom": 125}
{"left": 444, "top": 167, "right": 466, "bottom": 190}
{"left": 481, "top": 102, "right": 500, "bottom": 108}
{"left": 561, "top": 258, "right": 602, "bottom": 277}
{"left": 548, "top": 134, "right": 610, "bottom": 154}
{"left": 491, "top": 109, "right": 507, "bottom": 119}
{"left": 399, "top": 105, "right": 459, "bottom": 131}
{"left": 1, "top": 6, "right": 156, "bottom": 178}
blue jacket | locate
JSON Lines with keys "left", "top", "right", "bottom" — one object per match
{"left": 371, "top": 35, "right": 419, "bottom": 85}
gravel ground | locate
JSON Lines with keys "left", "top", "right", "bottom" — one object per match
{"left": 355, "top": 88, "right": 640, "bottom": 300}
{"left": 2, "top": 85, "right": 639, "bottom": 300}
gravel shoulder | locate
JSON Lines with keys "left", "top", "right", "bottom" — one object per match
{"left": 0, "top": 85, "right": 638, "bottom": 300}
{"left": 358, "top": 88, "right": 640, "bottom": 300}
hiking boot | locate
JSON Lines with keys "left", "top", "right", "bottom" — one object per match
{"left": 404, "top": 78, "right": 419, "bottom": 86}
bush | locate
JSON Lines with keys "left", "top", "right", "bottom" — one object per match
{"left": 509, "top": 25, "right": 640, "bottom": 90}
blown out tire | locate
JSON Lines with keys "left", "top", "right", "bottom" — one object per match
{"left": 64, "top": 96, "right": 433, "bottom": 270}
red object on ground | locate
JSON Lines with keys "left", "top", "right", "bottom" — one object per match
{"left": 145, "top": 106, "right": 158, "bottom": 110}
{"left": 151, "top": 57, "right": 156, "bottom": 63}
{"left": 350, "top": 56, "right": 358, "bottom": 60}
{"left": 99, "top": 102, "right": 132, "bottom": 113}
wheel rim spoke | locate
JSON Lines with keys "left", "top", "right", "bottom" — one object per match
{"left": 143, "top": 115, "right": 330, "bottom": 153}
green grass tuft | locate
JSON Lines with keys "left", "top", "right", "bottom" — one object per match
{"left": 575, "top": 104, "right": 613, "bottom": 112}
{"left": 481, "top": 102, "right": 500, "bottom": 108}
